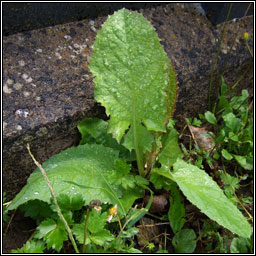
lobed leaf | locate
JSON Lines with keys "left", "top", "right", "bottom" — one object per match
{"left": 11, "top": 240, "right": 46, "bottom": 253}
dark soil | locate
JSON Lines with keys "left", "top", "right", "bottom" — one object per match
{"left": 3, "top": 210, "right": 36, "bottom": 253}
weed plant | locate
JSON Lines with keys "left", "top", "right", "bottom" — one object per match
{"left": 3, "top": 8, "right": 253, "bottom": 253}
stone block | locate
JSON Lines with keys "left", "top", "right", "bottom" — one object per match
{"left": 3, "top": 4, "right": 253, "bottom": 200}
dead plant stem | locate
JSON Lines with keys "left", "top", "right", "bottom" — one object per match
{"left": 27, "top": 144, "right": 79, "bottom": 253}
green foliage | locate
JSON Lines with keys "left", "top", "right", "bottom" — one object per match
{"left": 204, "top": 111, "right": 217, "bottom": 125}
{"left": 19, "top": 200, "right": 53, "bottom": 221}
{"left": 89, "top": 8, "right": 177, "bottom": 174}
{"left": 198, "top": 219, "right": 229, "bottom": 253}
{"left": 171, "top": 159, "right": 251, "bottom": 238}
{"left": 214, "top": 79, "right": 253, "bottom": 171}
{"left": 78, "top": 118, "right": 133, "bottom": 160}
{"left": 172, "top": 229, "right": 197, "bottom": 253}
{"left": 230, "top": 237, "right": 252, "bottom": 253}
{"left": 9, "top": 144, "right": 142, "bottom": 216}
{"left": 11, "top": 240, "right": 45, "bottom": 253}
{"left": 7, "top": 9, "right": 252, "bottom": 254}
{"left": 168, "top": 182, "right": 186, "bottom": 234}
{"left": 158, "top": 127, "right": 183, "bottom": 166}
{"left": 35, "top": 218, "right": 68, "bottom": 252}
{"left": 72, "top": 209, "right": 114, "bottom": 246}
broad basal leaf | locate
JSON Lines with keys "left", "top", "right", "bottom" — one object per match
{"left": 9, "top": 144, "right": 142, "bottom": 216}
{"left": 89, "top": 9, "right": 177, "bottom": 171}
{"left": 171, "top": 159, "right": 252, "bottom": 238}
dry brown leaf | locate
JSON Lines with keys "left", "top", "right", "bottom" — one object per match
{"left": 188, "top": 125, "right": 214, "bottom": 151}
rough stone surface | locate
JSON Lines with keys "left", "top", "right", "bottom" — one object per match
{"left": 3, "top": 2, "right": 166, "bottom": 36}
{"left": 3, "top": 3, "right": 253, "bottom": 201}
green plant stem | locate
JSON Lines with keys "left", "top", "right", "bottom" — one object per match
{"left": 132, "top": 122, "right": 144, "bottom": 176}
{"left": 245, "top": 41, "right": 253, "bottom": 58}
{"left": 212, "top": 3, "right": 252, "bottom": 114}
{"left": 27, "top": 144, "right": 79, "bottom": 253}
{"left": 221, "top": 162, "right": 253, "bottom": 221}
{"left": 208, "top": 3, "right": 233, "bottom": 110}
{"left": 82, "top": 209, "right": 90, "bottom": 253}
{"left": 227, "top": 63, "right": 252, "bottom": 93}
{"left": 220, "top": 3, "right": 251, "bottom": 74}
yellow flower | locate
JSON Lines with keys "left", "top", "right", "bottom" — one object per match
{"left": 243, "top": 32, "right": 250, "bottom": 41}
{"left": 107, "top": 204, "right": 118, "bottom": 223}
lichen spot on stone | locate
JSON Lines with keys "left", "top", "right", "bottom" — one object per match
{"left": 7, "top": 78, "right": 14, "bottom": 85}
{"left": 55, "top": 52, "right": 62, "bottom": 59}
{"left": 14, "top": 83, "right": 23, "bottom": 90}
{"left": 3, "top": 84, "right": 13, "bottom": 94}
{"left": 3, "top": 122, "right": 7, "bottom": 130}
{"left": 22, "top": 74, "right": 33, "bottom": 83}
{"left": 18, "top": 60, "right": 26, "bottom": 66}
{"left": 64, "top": 35, "right": 72, "bottom": 40}
{"left": 16, "top": 125, "right": 23, "bottom": 131}
{"left": 23, "top": 91, "right": 31, "bottom": 97}
{"left": 15, "top": 109, "right": 29, "bottom": 118}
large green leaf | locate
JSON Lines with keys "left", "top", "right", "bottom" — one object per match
{"left": 89, "top": 9, "right": 177, "bottom": 172}
{"left": 171, "top": 159, "right": 252, "bottom": 238}
{"left": 9, "top": 144, "right": 142, "bottom": 216}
